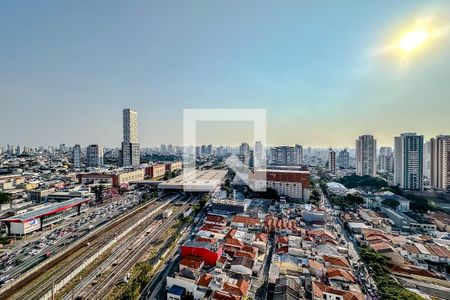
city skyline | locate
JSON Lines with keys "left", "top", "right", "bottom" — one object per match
{"left": 1, "top": 1, "right": 450, "bottom": 147}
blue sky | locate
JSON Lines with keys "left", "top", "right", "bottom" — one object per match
{"left": 1, "top": 1, "right": 449, "bottom": 147}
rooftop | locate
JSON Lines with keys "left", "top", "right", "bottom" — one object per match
{"left": 159, "top": 170, "right": 228, "bottom": 192}
{"left": 1, "top": 197, "right": 90, "bottom": 223}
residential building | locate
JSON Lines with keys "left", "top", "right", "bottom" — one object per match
{"left": 270, "top": 146, "right": 302, "bottom": 166}
{"left": 328, "top": 148, "right": 336, "bottom": 174}
{"left": 86, "top": 144, "right": 103, "bottom": 167}
{"left": 378, "top": 147, "right": 393, "bottom": 173}
{"left": 430, "top": 135, "right": 450, "bottom": 191}
{"left": 337, "top": 149, "right": 350, "bottom": 169}
{"left": 249, "top": 169, "right": 310, "bottom": 199}
{"left": 239, "top": 143, "right": 250, "bottom": 165}
{"left": 356, "top": 135, "right": 377, "bottom": 176}
{"left": 73, "top": 144, "right": 81, "bottom": 169}
{"left": 254, "top": 141, "right": 265, "bottom": 169}
{"left": 394, "top": 133, "right": 424, "bottom": 190}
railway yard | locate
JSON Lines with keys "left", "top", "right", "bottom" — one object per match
{"left": 0, "top": 192, "right": 199, "bottom": 300}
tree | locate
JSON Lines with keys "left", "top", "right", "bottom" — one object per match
{"left": 0, "top": 192, "right": 12, "bottom": 204}
{"left": 92, "top": 185, "right": 104, "bottom": 203}
{"left": 382, "top": 198, "right": 400, "bottom": 209}
{"left": 360, "top": 246, "right": 425, "bottom": 300}
{"left": 141, "top": 193, "right": 149, "bottom": 203}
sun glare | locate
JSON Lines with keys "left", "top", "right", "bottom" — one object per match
{"left": 399, "top": 30, "right": 428, "bottom": 52}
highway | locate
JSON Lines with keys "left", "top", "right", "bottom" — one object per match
{"left": 0, "top": 193, "right": 173, "bottom": 300}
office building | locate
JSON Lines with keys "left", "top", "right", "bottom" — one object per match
{"left": 338, "top": 149, "right": 350, "bottom": 169}
{"left": 430, "top": 135, "right": 450, "bottom": 191}
{"left": 328, "top": 148, "right": 336, "bottom": 174}
{"left": 394, "top": 133, "right": 424, "bottom": 190}
{"left": 73, "top": 144, "right": 81, "bottom": 168}
{"left": 356, "top": 135, "right": 377, "bottom": 177}
{"left": 122, "top": 109, "right": 140, "bottom": 167}
{"left": 87, "top": 144, "right": 103, "bottom": 167}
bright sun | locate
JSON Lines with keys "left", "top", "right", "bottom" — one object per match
{"left": 399, "top": 30, "right": 428, "bottom": 52}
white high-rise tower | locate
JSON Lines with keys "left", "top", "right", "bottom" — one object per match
{"left": 394, "top": 133, "right": 424, "bottom": 190}
{"left": 122, "top": 109, "right": 140, "bottom": 167}
{"left": 356, "top": 135, "right": 377, "bottom": 177}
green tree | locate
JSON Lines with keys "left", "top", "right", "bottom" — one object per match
{"left": 360, "top": 246, "right": 425, "bottom": 300}
{"left": 92, "top": 185, "right": 104, "bottom": 203}
{"left": 382, "top": 198, "right": 400, "bottom": 209}
{"left": 0, "top": 192, "right": 12, "bottom": 204}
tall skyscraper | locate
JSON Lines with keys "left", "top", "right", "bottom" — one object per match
{"left": 430, "top": 135, "right": 450, "bottom": 191}
{"left": 122, "top": 109, "right": 140, "bottom": 167}
{"left": 254, "top": 141, "right": 265, "bottom": 169}
{"left": 87, "top": 144, "right": 104, "bottom": 167}
{"left": 378, "top": 147, "right": 393, "bottom": 173}
{"left": 239, "top": 142, "right": 250, "bottom": 164}
{"left": 394, "top": 133, "right": 424, "bottom": 190}
{"left": 356, "top": 135, "right": 377, "bottom": 177}
{"left": 338, "top": 148, "right": 350, "bottom": 169}
{"left": 424, "top": 140, "right": 432, "bottom": 179}
{"left": 294, "top": 144, "right": 303, "bottom": 165}
{"left": 73, "top": 144, "right": 81, "bottom": 169}
{"left": 328, "top": 148, "right": 336, "bottom": 174}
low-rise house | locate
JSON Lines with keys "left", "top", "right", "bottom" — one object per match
{"left": 404, "top": 242, "right": 450, "bottom": 264}
{"left": 230, "top": 215, "right": 262, "bottom": 232}
{"left": 312, "top": 281, "right": 364, "bottom": 300}
{"left": 230, "top": 256, "right": 254, "bottom": 275}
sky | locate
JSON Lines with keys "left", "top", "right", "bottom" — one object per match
{"left": 1, "top": 1, "right": 450, "bottom": 148}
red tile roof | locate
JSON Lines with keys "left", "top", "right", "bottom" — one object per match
{"left": 312, "top": 281, "right": 364, "bottom": 300}
{"left": 326, "top": 268, "right": 356, "bottom": 283}
{"left": 180, "top": 255, "right": 204, "bottom": 270}
{"left": 197, "top": 273, "right": 213, "bottom": 287}
{"left": 211, "top": 291, "right": 241, "bottom": 300}
{"left": 323, "top": 255, "right": 351, "bottom": 269}
{"left": 232, "top": 215, "right": 260, "bottom": 226}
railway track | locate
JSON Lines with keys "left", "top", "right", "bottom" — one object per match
{"left": 1, "top": 196, "right": 170, "bottom": 300}
{"left": 73, "top": 196, "right": 196, "bottom": 300}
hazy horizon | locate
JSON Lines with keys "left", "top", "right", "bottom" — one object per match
{"left": 1, "top": 1, "right": 450, "bottom": 147}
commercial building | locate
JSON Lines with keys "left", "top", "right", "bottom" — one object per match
{"left": 356, "top": 135, "right": 377, "bottom": 177}
{"left": 328, "top": 148, "right": 336, "bottom": 174}
{"left": 86, "top": 144, "right": 103, "bottom": 167}
{"left": 1, "top": 198, "right": 90, "bottom": 235}
{"left": 394, "top": 133, "right": 424, "bottom": 190}
{"left": 180, "top": 240, "right": 223, "bottom": 266}
{"left": 29, "top": 188, "right": 56, "bottom": 203}
{"left": 165, "top": 161, "right": 183, "bottom": 172}
{"left": 430, "top": 135, "right": 450, "bottom": 191}
{"left": 73, "top": 144, "right": 81, "bottom": 168}
{"left": 249, "top": 169, "right": 310, "bottom": 199}
{"left": 145, "top": 164, "right": 166, "bottom": 178}
{"left": 159, "top": 170, "right": 228, "bottom": 192}
{"left": 78, "top": 169, "right": 145, "bottom": 187}
{"left": 122, "top": 108, "right": 140, "bottom": 167}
